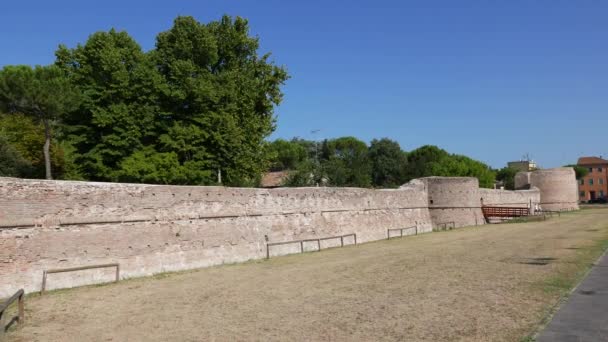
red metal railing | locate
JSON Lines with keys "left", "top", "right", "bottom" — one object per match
{"left": 482, "top": 206, "right": 530, "bottom": 219}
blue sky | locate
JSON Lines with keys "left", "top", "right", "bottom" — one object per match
{"left": 1, "top": 0, "right": 606, "bottom": 168}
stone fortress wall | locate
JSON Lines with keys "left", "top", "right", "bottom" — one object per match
{"left": 421, "top": 177, "right": 487, "bottom": 228}
{"left": 515, "top": 167, "right": 579, "bottom": 211}
{"left": 0, "top": 168, "right": 576, "bottom": 297}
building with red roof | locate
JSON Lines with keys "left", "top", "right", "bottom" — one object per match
{"left": 577, "top": 156, "right": 608, "bottom": 202}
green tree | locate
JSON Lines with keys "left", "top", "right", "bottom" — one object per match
{"left": 320, "top": 137, "right": 371, "bottom": 187}
{"left": 495, "top": 167, "right": 518, "bottom": 190}
{"left": 57, "top": 17, "right": 288, "bottom": 186}
{"left": 0, "top": 135, "right": 32, "bottom": 177}
{"left": 405, "top": 145, "right": 446, "bottom": 179}
{"left": 153, "top": 15, "right": 289, "bottom": 185}
{"left": 368, "top": 138, "right": 408, "bottom": 188}
{"left": 278, "top": 138, "right": 322, "bottom": 187}
{"left": 564, "top": 164, "right": 589, "bottom": 180}
{"left": 0, "top": 65, "right": 80, "bottom": 179}
{"left": 404, "top": 145, "right": 496, "bottom": 188}
{"left": 267, "top": 139, "right": 309, "bottom": 171}
{"left": 0, "top": 112, "right": 79, "bottom": 179}
{"left": 284, "top": 160, "right": 317, "bottom": 187}
{"left": 56, "top": 29, "right": 164, "bottom": 182}
{"left": 114, "top": 147, "right": 212, "bottom": 184}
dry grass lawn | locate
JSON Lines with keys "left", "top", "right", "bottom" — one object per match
{"left": 6, "top": 209, "right": 608, "bottom": 342}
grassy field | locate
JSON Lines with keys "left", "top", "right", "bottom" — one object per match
{"left": 7, "top": 209, "right": 608, "bottom": 342}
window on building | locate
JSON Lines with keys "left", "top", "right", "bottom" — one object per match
{"left": 600, "top": 191, "right": 605, "bottom": 198}
{"left": 589, "top": 179, "right": 594, "bottom": 185}
{"left": 580, "top": 191, "right": 585, "bottom": 197}
{"left": 589, "top": 167, "right": 594, "bottom": 173}
{"left": 601, "top": 179, "right": 605, "bottom": 185}
{"left": 580, "top": 179, "right": 585, "bottom": 185}
{"left": 599, "top": 167, "right": 603, "bottom": 172}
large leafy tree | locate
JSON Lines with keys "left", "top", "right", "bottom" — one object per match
{"left": 0, "top": 134, "right": 31, "bottom": 177}
{"left": 320, "top": 137, "right": 371, "bottom": 187}
{"left": 153, "top": 15, "right": 289, "bottom": 185}
{"left": 405, "top": 145, "right": 496, "bottom": 188}
{"left": 267, "top": 138, "right": 309, "bottom": 171}
{"left": 56, "top": 29, "right": 165, "bottom": 181}
{"left": 0, "top": 112, "right": 70, "bottom": 178}
{"left": 0, "top": 65, "right": 80, "bottom": 179}
{"left": 404, "top": 145, "right": 447, "bottom": 180}
{"left": 495, "top": 166, "right": 518, "bottom": 190}
{"left": 277, "top": 138, "right": 323, "bottom": 187}
{"left": 56, "top": 16, "right": 287, "bottom": 185}
{"left": 368, "top": 138, "right": 408, "bottom": 188}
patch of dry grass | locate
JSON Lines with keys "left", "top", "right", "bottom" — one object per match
{"left": 7, "top": 209, "right": 608, "bottom": 342}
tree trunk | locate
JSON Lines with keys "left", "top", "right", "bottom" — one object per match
{"left": 43, "top": 119, "right": 52, "bottom": 180}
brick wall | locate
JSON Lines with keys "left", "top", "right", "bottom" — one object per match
{"left": 0, "top": 177, "right": 545, "bottom": 297}
{"left": 515, "top": 168, "right": 579, "bottom": 211}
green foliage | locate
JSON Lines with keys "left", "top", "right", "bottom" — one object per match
{"left": 0, "top": 65, "right": 80, "bottom": 119}
{"left": 0, "top": 113, "right": 44, "bottom": 175}
{"left": 271, "top": 140, "right": 496, "bottom": 189}
{"left": 284, "top": 160, "right": 317, "bottom": 187}
{"left": 277, "top": 138, "right": 322, "bottom": 186}
{"left": 564, "top": 164, "right": 589, "bottom": 180}
{"left": 320, "top": 137, "right": 371, "bottom": 187}
{"left": 152, "top": 15, "right": 288, "bottom": 186}
{"left": 1, "top": 15, "right": 500, "bottom": 189}
{"left": 0, "top": 113, "right": 72, "bottom": 178}
{"left": 496, "top": 167, "right": 518, "bottom": 190}
{"left": 114, "top": 148, "right": 213, "bottom": 184}
{"left": 56, "top": 15, "right": 288, "bottom": 186}
{"left": 368, "top": 138, "right": 408, "bottom": 188}
{"left": 56, "top": 28, "right": 164, "bottom": 180}
{"left": 404, "top": 145, "right": 496, "bottom": 188}
{"left": 0, "top": 65, "right": 80, "bottom": 179}
{"left": 267, "top": 139, "right": 309, "bottom": 171}
{"left": 404, "top": 145, "right": 447, "bottom": 179}
{"left": 56, "top": 141, "right": 85, "bottom": 180}
{"left": 281, "top": 137, "right": 374, "bottom": 188}
{"left": 0, "top": 134, "right": 32, "bottom": 177}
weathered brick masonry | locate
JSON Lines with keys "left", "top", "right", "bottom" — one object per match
{"left": 515, "top": 167, "right": 580, "bottom": 211}
{"left": 0, "top": 170, "right": 573, "bottom": 297}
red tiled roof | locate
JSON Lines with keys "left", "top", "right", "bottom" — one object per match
{"left": 577, "top": 156, "right": 608, "bottom": 165}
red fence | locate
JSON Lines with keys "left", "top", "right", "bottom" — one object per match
{"left": 482, "top": 206, "right": 530, "bottom": 219}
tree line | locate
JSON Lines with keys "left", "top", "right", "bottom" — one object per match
{"left": 268, "top": 139, "right": 586, "bottom": 189}
{"left": 0, "top": 15, "right": 288, "bottom": 186}
{"left": 0, "top": 14, "right": 545, "bottom": 189}
{"left": 268, "top": 138, "right": 497, "bottom": 188}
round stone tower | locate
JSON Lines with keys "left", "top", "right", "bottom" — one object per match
{"left": 422, "top": 177, "right": 484, "bottom": 229}
{"left": 515, "top": 167, "right": 578, "bottom": 211}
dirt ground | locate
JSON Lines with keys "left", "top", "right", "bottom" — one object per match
{"left": 7, "top": 209, "right": 608, "bottom": 342}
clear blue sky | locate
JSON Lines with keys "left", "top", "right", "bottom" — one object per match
{"left": 1, "top": 0, "right": 606, "bottom": 168}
